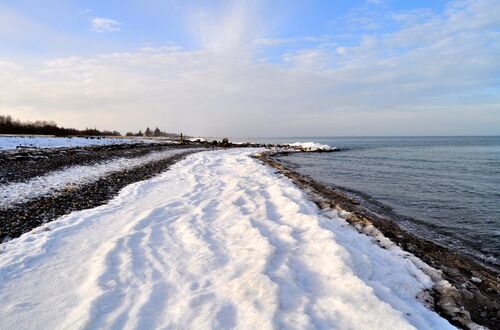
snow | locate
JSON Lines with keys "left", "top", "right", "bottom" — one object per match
{"left": 0, "top": 149, "right": 454, "bottom": 329}
{"left": 289, "top": 141, "right": 337, "bottom": 151}
{"left": 187, "top": 137, "right": 207, "bottom": 142}
{"left": 0, "top": 148, "right": 199, "bottom": 207}
{"left": 470, "top": 276, "right": 482, "bottom": 284}
{"left": 0, "top": 136, "right": 145, "bottom": 151}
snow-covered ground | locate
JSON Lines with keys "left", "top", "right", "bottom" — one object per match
{"left": 0, "top": 149, "right": 453, "bottom": 329}
{"left": 0, "top": 148, "right": 199, "bottom": 207}
{"left": 0, "top": 136, "right": 146, "bottom": 151}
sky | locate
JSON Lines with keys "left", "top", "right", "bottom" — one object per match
{"left": 0, "top": 0, "right": 499, "bottom": 137}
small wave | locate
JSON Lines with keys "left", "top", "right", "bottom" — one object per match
{"left": 289, "top": 141, "right": 337, "bottom": 151}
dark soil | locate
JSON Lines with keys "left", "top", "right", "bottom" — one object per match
{"left": 257, "top": 151, "right": 500, "bottom": 330}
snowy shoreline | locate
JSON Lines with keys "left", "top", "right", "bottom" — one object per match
{"left": 257, "top": 151, "right": 500, "bottom": 329}
{"left": 0, "top": 148, "right": 201, "bottom": 208}
{"left": 0, "top": 147, "right": 202, "bottom": 241}
{"left": 0, "top": 149, "right": 456, "bottom": 329}
{"left": 0, "top": 135, "right": 148, "bottom": 150}
{"left": 0, "top": 148, "right": 496, "bottom": 329}
{"left": 0, "top": 135, "right": 339, "bottom": 153}
{"left": 0, "top": 139, "right": 337, "bottom": 242}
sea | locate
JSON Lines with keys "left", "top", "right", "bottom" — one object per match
{"left": 254, "top": 136, "right": 500, "bottom": 266}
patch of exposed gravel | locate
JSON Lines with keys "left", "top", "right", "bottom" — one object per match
{"left": 0, "top": 149, "right": 200, "bottom": 241}
{"left": 0, "top": 143, "right": 200, "bottom": 184}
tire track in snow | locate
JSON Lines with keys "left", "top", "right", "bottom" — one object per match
{"left": 0, "top": 149, "right": 455, "bottom": 330}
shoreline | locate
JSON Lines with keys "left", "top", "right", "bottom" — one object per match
{"left": 0, "top": 145, "right": 203, "bottom": 241}
{"left": 0, "top": 142, "right": 203, "bottom": 184}
{"left": 276, "top": 152, "right": 499, "bottom": 268}
{"left": 1, "top": 143, "right": 497, "bottom": 328}
{"left": 256, "top": 151, "right": 499, "bottom": 329}
{"left": 0, "top": 140, "right": 288, "bottom": 240}
{"left": 0, "top": 148, "right": 457, "bottom": 329}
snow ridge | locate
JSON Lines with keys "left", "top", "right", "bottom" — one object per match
{"left": 0, "top": 149, "right": 454, "bottom": 329}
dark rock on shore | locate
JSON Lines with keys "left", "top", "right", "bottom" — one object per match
{"left": 178, "top": 138, "right": 340, "bottom": 152}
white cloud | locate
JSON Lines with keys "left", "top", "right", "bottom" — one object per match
{"left": 90, "top": 17, "right": 121, "bottom": 33}
{"left": 185, "top": 0, "right": 266, "bottom": 53}
{"left": 335, "top": 47, "right": 347, "bottom": 55}
{"left": 1, "top": 0, "right": 499, "bottom": 136}
{"left": 253, "top": 38, "right": 294, "bottom": 46}
{"left": 283, "top": 49, "right": 332, "bottom": 69}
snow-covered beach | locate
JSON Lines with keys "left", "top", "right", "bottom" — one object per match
{"left": 0, "top": 136, "right": 145, "bottom": 151}
{"left": 2, "top": 0, "right": 498, "bottom": 327}
{"left": 0, "top": 149, "right": 457, "bottom": 329}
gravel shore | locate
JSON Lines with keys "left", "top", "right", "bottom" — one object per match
{"left": 0, "top": 144, "right": 203, "bottom": 241}
{"left": 0, "top": 142, "right": 202, "bottom": 184}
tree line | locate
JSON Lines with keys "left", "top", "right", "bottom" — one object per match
{"left": 0, "top": 115, "right": 121, "bottom": 136}
{"left": 0, "top": 115, "right": 185, "bottom": 139}
{"left": 125, "top": 127, "right": 182, "bottom": 138}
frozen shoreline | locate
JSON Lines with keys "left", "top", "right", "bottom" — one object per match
{"left": 0, "top": 149, "right": 456, "bottom": 329}
{"left": 258, "top": 151, "right": 499, "bottom": 329}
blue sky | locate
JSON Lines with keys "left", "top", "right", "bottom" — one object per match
{"left": 1, "top": 0, "right": 448, "bottom": 56}
{"left": 0, "top": 0, "right": 499, "bottom": 136}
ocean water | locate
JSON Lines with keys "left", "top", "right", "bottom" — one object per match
{"left": 261, "top": 136, "right": 500, "bottom": 266}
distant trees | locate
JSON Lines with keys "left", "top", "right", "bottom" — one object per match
{"left": 127, "top": 126, "right": 183, "bottom": 138}
{"left": 148, "top": 127, "right": 172, "bottom": 137}
{"left": 0, "top": 115, "right": 121, "bottom": 136}
{"left": 0, "top": 114, "right": 196, "bottom": 140}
